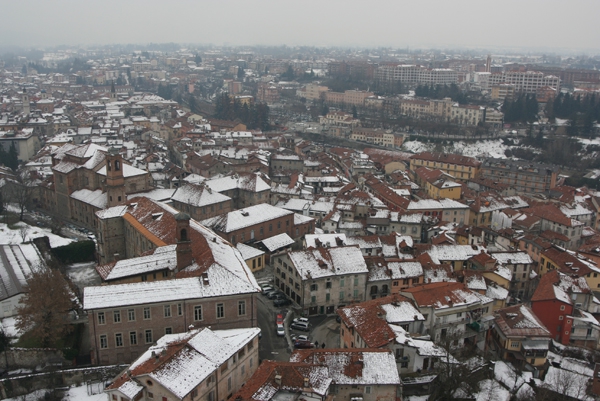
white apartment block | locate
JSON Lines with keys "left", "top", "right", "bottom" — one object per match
{"left": 376, "top": 64, "right": 458, "bottom": 85}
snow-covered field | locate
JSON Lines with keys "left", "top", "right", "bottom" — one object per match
{"left": 4, "top": 382, "right": 108, "bottom": 401}
{"left": 0, "top": 221, "right": 74, "bottom": 248}
{"left": 402, "top": 139, "right": 510, "bottom": 159}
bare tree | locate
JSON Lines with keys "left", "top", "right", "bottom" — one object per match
{"left": 536, "top": 366, "right": 591, "bottom": 401}
{"left": 7, "top": 169, "right": 37, "bottom": 221}
{"left": 15, "top": 264, "right": 76, "bottom": 347}
{"left": 19, "top": 225, "right": 28, "bottom": 243}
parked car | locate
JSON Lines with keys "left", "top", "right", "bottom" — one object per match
{"left": 296, "top": 335, "right": 309, "bottom": 342}
{"left": 273, "top": 293, "right": 286, "bottom": 301}
{"left": 276, "top": 313, "right": 284, "bottom": 325}
{"left": 293, "top": 340, "right": 314, "bottom": 349}
{"left": 274, "top": 298, "right": 292, "bottom": 307}
{"left": 276, "top": 324, "right": 285, "bottom": 337}
{"left": 293, "top": 317, "right": 309, "bottom": 324}
{"left": 267, "top": 291, "right": 283, "bottom": 300}
{"left": 261, "top": 285, "right": 274, "bottom": 295}
{"left": 290, "top": 321, "right": 310, "bottom": 331}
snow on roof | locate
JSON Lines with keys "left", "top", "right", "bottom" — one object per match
{"left": 294, "top": 213, "right": 315, "bottom": 225}
{"left": 202, "top": 204, "right": 293, "bottom": 233}
{"left": 381, "top": 302, "right": 424, "bottom": 323}
{"left": 390, "top": 325, "right": 455, "bottom": 360}
{"left": 305, "top": 234, "right": 347, "bottom": 248}
{"left": 236, "top": 243, "right": 265, "bottom": 260}
{"left": 84, "top": 263, "right": 257, "bottom": 310}
{"left": 172, "top": 183, "right": 230, "bottom": 207}
{"left": 96, "top": 205, "right": 128, "bottom": 219}
{"left": 275, "top": 198, "right": 335, "bottom": 214}
{"left": 288, "top": 246, "right": 368, "bottom": 280}
{"left": 260, "top": 233, "right": 295, "bottom": 252}
{"left": 104, "top": 245, "right": 178, "bottom": 281}
{"left": 290, "top": 350, "right": 401, "bottom": 385}
{"left": 127, "top": 188, "right": 177, "bottom": 202}
{"left": 70, "top": 188, "right": 107, "bottom": 209}
{"left": 408, "top": 198, "right": 468, "bottom": 210}
{"left": 466, "top": 274, "right": 487, "bottom": 291}
{"left": 204, "top": 174, "right": 270, "bottom": 193}
{"left": 97, "top": 163, "right": 148, "bottom": 178}
{"left": 486, "top": 284, "right": 509, "bottom": 300}
{"left": 427, "top": 245, "right": 483, "bottom": 264}
{"left": 0, "top": 244, "right": 44, "bottom": 301}
{"left": 490, "top": 252, "right": 533, "bottom": 265}
{"left": 113, "top": 327, "right": 260, "bottom": 399}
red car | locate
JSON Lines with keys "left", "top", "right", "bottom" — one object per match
{"left": 276, "top": 314, "right": 284, "bottom": 325}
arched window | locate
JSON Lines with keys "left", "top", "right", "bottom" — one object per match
{"left": 115, "top": 161, "right": 121, "bottom": 171}
{"left": 180, "top": 229, "right": 188, "bottom": 241}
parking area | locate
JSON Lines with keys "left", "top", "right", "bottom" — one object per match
{"left": 256, "top": 270, "right": 341, "bottom": 359}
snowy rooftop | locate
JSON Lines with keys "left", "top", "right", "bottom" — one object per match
{"left": 70, "top": 188, "right": 107, "bottom": 209}
{"left": 97, "top": 163, "right": 148, "bottom": 178}
{"left": 0, "top": 244, "right": 44, "bottom": 301}
{"left": 305, "top": 233, "right": 347, "bottom": 248}
{"left": 288, "top": 246, "right": 368, "bottom": 280}
{"left": 236, "top": 243, "right": 265, "bottom": 260}
{"left": 201, "top": 204, "right": 293, "bottom": 233}
{"left": 260, "top": 233, "right": 295, "bottom": 252}
{"left": 102, "top": 245, "right": 178, "bottom": 281}
{"left": 172, "top": 183, "right": 231, "bottom": 207}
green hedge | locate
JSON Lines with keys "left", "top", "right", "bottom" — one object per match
{"left": 51, "top": 240, "right": 95, "bottom": 263}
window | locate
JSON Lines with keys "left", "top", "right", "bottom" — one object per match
{"left": 165, "top": 327, "right": 172, "bottom": 335}
{"left": 100, "top": 335, "right": 108, "bottom": 349}
{"left": 457, "top": 312, "right": 462, "bottom": 318}
{"left": 354, "top": 277, "right": 359, "bottom": 286}
{"left": 339, "top": 291, "right": 344, "bottom": 300}
{"left": 340, "top": 278, "right": 345, "bottom": 287}
{"left": 559, "top": 316, "right": 564, "bottom": 321}
{"left": 128, "top": 309, "right": 135, "bottom": 321}
{"left": 269, "top": 224, "right": 272, "bottom": 232}
{"left": 365, "top": 386, "right": 371, "bottom": 394}
{"left": 141, "top": 274, "right": 147, "bottom": 282}
{"left": 113, "top": 310, "right": 121, "bottom": 323}
{"left": 311, "top": 295, "right": 316, "bottom": 303}
{"left": 130, "top": 331, "right": 137, "bottom": 345}
{"left": 510, "top": 341, "right": 519, "bottom": 348}
{"left": 217, "top": 303, "right": 224, "bottom": 318}
{"left": 144, "top": 307, "right": 151, "bottom": 320}
{"left": 148, "top": 393, "right": 153, "bottom": 399}
{"left": 310, "top": 284, "right": 318, "bottom": 291}
{"left": 194, "top": 306, "right": 203, "bottom": 321}
{"left": 178, "top": 303, "right": 183, "bottom": 316}
{"left": 208, "top": 391, "right": 215, "bottom": 401}
{"left": 191, "top": 389, "right": 199, "bottom": 399}
{"left": 115, "top": 333, "right": 123, "bottom": 347}
{"left": 354, "top": 289, "right": 359, "bottom": 298}
{"left": 228, "top": 376, "right": 232, "bottom": 391}
{"left": 238, "top": 301, "right": 246, "bottom": 316}
{"left": 98, "top": 312, "right": 105, "bottom": 325}
{"left": 560, "top": 305, "right": 565, "bottom": 311}
{"left": 326, "top": 293, "right": 330, "bottom": 301}
{"left": 145, "top": 330, "right": 153, "bottom": 343}
{"left": 164, "top": 305, "right": 171, "bottom": 318}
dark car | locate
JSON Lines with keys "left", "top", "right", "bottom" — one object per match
{"left": 267, "top": 291, "right": 284, "bottom": 300}
{"left": 294, "top": 340, "right": 314, "bottom": 349}
{"left": 274, "top": 298, "right": 292, "bottom": 307}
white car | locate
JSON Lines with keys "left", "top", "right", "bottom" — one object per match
{"left": 276, "top": 324, "right": 285, "bottom": 337}
{"left": 296, "top": 335, "right": 309, "bottom": 342}
{"left": 293, "top": 317, "right": 309, "bottom": 324}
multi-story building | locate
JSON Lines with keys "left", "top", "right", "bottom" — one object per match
{"left": 490, "top": 84, "right": 515, "bottom": 101}
{"left": 105, "top": 327, "right": 260, "bottom": 401}
{"left": 338, "top": 295, "right": 454, "bottom": 374}
{"left": 350, "top": 128, "right": 395, "bottom": 148}
{"left": 401, "top": 281, "right": 494, "bottom": 350}
{"left": 85, "top": 258, "right": 259, "bottom": 365}
{"left": 171, "top": 183, "right": 233, "bottom": 221}
{"left": 490, "top": 251, "right": 535, "bottom": 301}
{"left": 201, "top": 203, "right": 313, "bottom": 245}
{"left": 376, "top": 64, "right": 458, "bottom": 85}
{"left": 409, "top": 152, "right": 481, "bottom": 181}
{"left": 480, "top": 158, "right": 560, "bottom": 193}
{"left": 488, "top": 71, "right": 561, "bottom": 94}
{"left": 233, "top": 349, "right": 401, "bottom": 401}
{"left": 276, "top": 245, "right": 368, "bottom": 315}
{"left": 488, "top": 304, "right": 551, "bottom": 376}
{"left": 0, "top": 129, "right": 40, "bottom": 162}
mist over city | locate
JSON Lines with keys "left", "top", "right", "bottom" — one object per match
{"left": 1, "top": 2, "right": 600, "bottom": 401}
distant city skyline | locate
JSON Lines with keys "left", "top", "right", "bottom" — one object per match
{"left": 2, "top": 0, "right": 600, "bottom": 54}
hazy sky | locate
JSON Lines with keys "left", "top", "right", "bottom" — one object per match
{"left": 3, "top": 0, "right": 600, "bottom": 52}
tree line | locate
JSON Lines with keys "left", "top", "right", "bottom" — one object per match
{"left": 501, "top": 94, "right": 539, "bottom": 123}
{"left": 213, "top": 93, "right": 270, "bottom": 131}
{"left": 546, "top": 92, "right": 600, "bottom": 136}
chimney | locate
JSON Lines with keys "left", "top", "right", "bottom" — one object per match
{"left": 275, "top": 375, "right": 282, "bottom": 385}
{"left": 303, "top": 377, "right": 309, "bottom": 388}
{"left": 175, "top": 212, "right": 193, "bottom": 271}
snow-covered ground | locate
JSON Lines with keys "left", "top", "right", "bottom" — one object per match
{"left": 402, "top": 139, "right": 511, "bottom": 159}
{"left": 66, "top": 261, "right": 101, "bottom": 290}
{"left": 1, "top": 316, "right": 21, "bottom": 338}
{"left": 4, "top": 382, "right": 107, "bottom": 401}
{"left": 0, "top": 221, "right": 73, "bottom": 248}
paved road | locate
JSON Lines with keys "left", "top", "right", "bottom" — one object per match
{"left": 257, "top": 293, "right": 292, "bottom": 362}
